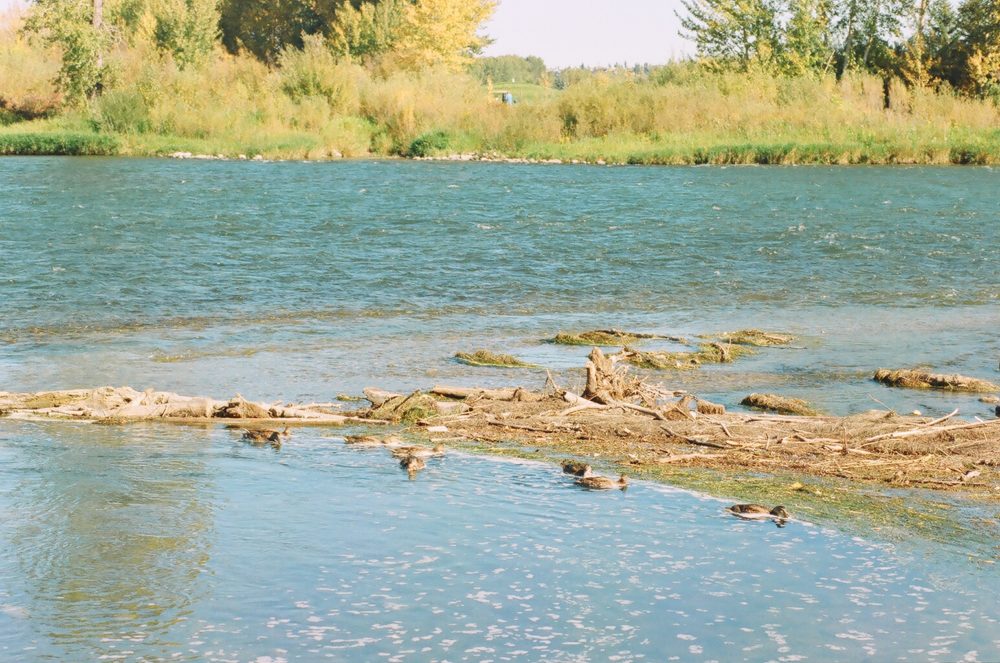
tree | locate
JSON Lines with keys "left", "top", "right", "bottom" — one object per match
{"left": 393, "top": 0, "right": 495, "bottom": 70}
{"left": 834, "top": 0, "right": 907, "bottom": 75}
{"left": 218, "top": 0, "right": 331, "bottom": 64}
{"left": 923, "top": 0, "right": 963, "bottom": 84}
{"left": 957, "top": 0, "right": 1000, "bottom": 95}
{"left": 782, "top": 0, "right": 835, "bottom": 74}
{"left": 678, "top": 0, "right": 780, "bottom": 70}
{"left": 327, "top": 0, "right": 405, "bottom": 60}
{"left": 152, "top": 0, "right": 220, "bottom": 67}
{"left": 23, "top": 0, "right": 107, "bottom": 103}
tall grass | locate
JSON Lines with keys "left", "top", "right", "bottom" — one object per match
{"left": 2, "top": 16, "right": 999, "bottom": 164}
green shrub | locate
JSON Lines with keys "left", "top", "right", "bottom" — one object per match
{"left": 279, "top": 35, "right": 361, "bottom": 115}
{"left": 94, "top": 89, "right": 151, "bottom": 133}
{"left": 0, "top": 131, "right": 120, "bottom": 155}
{"left": 408, "top": 129, "right": 450, "bottom": 156}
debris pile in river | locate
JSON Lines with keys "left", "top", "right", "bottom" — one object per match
{"left": 873, "top": 368, "right": 999, "bottom": 393}
{"left": 356, "top": 348, "right": 1000, "bottom": 495}
{"left": 0, "top": 386, "right": 355, "bottom": 423}
{"left": 741, "top": 393, "right": 820, "bottom": 416}
{"left": 454, "top": 350, "right": 538, "bottom": 368}
{"left": 550, "top": 329, "right": 680, "bottom": 346}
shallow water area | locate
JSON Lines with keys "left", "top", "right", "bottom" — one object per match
{"left": 2, "top": 158, "right": 1000, "bottom": 659}
{"left": 0, "top": 421, "right": 997, "bottom": 661}
{"left": 2, "top": 159, "right": 999, "bottom": 417}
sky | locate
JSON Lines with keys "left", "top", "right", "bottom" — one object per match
{"left": 482, "top": 0, "right": 694, "bottom": 68}
{"left": 1, "top": 0, "right": 695, "bottom": 67}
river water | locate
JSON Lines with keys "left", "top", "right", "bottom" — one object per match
{"left": 1, "top": 158, "right": 999, "bottom": 660}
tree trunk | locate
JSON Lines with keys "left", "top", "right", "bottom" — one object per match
{"left": 93, "top": 0, "right": 104, "bottom": 72}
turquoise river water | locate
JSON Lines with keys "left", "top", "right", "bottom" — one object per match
{"left": 1, "top": 158, "right": 999, "bottom": 660}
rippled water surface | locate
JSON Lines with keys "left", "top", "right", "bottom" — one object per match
{"left": 1, "top": 158, "right": 1000, "bottom": 660}
{"left": 0, "top": 422, "right": 998, "bottom": 661}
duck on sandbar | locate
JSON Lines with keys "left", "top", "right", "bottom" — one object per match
{"left": 561, "top": 460, "right": 592, "bottom": 477}
{"left": 242, "top": 427, "right": 290, "bottom": 448}
{"left": 576, "top": 472, "right": 629, "bottom": 490}
{"left": 390, "top": 444, "right": 445, "bottom": 459}
{"left": 727, "top": 504, "right": 790, "bottom": 526}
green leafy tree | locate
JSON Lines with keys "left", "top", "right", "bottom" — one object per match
{"left": 218, "top": 0, "right": 330, "bottom": 63}
{"left": 678, "top": 0, "right": 781, "bottom": 70}
{"left": 782, "top": 0, "right": 834, "bottom": 74}
{"left": 327, "top": 0, "right": 405, "bottom": 60}
{"left": 152, "top": 0, "right": 220, "bottom": 67}
{"left": 23, "top": 0, "right": 107, "bottom": 103}
{"left": 924, "top": 0, "right": 963, "bottom": 84}
{"left": 956, "top": 0, "right": 1000, "bottom": 95}
{"left": 835, "top": 0, "right": 907, "bottom": 75}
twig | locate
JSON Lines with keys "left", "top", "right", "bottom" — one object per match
{"left": 863, "top": 417, "right": 999, "bottom": 444}
{"left": 661, "top": 425, "right": 728, "bottom": 449}
{"left": 921, "top": 408, "right": 959, "bottom": 427}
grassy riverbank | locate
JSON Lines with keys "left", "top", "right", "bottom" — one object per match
{"left": 4, "top": 111, "right": 1000, "bottom": 165}
{"left": 4, "top": 31, "right": 1000, "bottom": 164}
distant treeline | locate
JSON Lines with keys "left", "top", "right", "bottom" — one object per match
{"left": 681, "top": 0, "right": 1000, "bottom": 98}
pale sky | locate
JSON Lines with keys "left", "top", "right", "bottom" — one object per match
{"left": 483, "top": 0, "right": 694, "bottom": 67}
{"left": 1, "top": 0, "right": 695, "bottom": 67}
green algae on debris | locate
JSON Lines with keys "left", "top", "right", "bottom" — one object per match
{"left": 874, "top": 368, "right": 1000, "bottom": 393}
{"left": 623, "top": 342, "right": 755, "bottom": 370}
{"left": 740, "top": 392, "right": 821, "bottom": 416}
{"left": 710, "top": 329, "right": 796, "bottom": 347}
{"left": 549, "top": 329, "right": 671, "bottom": 347}
{"left": 455, "top": 350, "right": 539, "bottom": 368}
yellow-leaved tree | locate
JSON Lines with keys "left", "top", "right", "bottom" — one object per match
{"left": 393, "top": 0, "right": 495, "bottom": 70}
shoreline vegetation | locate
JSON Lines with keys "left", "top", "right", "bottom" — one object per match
{"left": 3, "top": 0, "right": 1000, "bottom": 164}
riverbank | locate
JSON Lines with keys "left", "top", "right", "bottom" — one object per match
{"left": 4, "top": 125, "right": 1000, "bottom": 165}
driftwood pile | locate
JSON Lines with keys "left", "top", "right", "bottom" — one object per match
{"left": 0, "top": 386, "right": 361, "bottom": 423}
{"left": 356, "top": 348, "right": 1000, "bottom": 495}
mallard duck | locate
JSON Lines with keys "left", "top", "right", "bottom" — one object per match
{"left": 400, "top": 455, "right": 426, "bottom": 472}
{"left": 576, "top": 473, "right": 628, "bottom": 490}
{"left": 727, "top": 504, "right": 789, "bottom": 523}
{"left": 726, "top": 504, "right": 789, "bottom": 518}
{"left": 561, "top": 460, "right": 592, "bottom": 477}
{"left": 344, "top": 434, "right": 402, "bottom": 446}
{"left": 390, "top": 443, "right": 445, "bottom": 459}
{"left": 242, "top": 427, "right": 290, "bottom": 448}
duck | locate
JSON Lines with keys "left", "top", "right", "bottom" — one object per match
{"left": 727, "top": 504, "right": 789, "bottom": 526}
{"left": 389, "top": 443, "right": 445, "bottom": 459}
{"left": 344, "top": 434, "right": 402, "bottom": 446}
{"left": 576, "top": 472, "right": 629, "bottom": 490}
{"left": 399, "top": 455, "right": 426, "bottom": 472}
{"left": 242, "top": 427, "right": 290, "bottom": 448}
{"left": 561, "top": 460, "right": 592, "bottom": 477}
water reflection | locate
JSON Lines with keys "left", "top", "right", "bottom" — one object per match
{"left": 2, "top": 421, "right": 214, "bottom": 659}
{"left": 0, "top": 423, "right": 997, "bottom": 661}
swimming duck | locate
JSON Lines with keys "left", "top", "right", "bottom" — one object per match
{"left": 727, "top": 504, "right": 789, "bottom": 518}
{"left": 389, "top": 443, "right": 445, "bottom": 459}
{"left": 242, "top": 427, "right": 290, "bottom": 448}
{"left": 399, "top": 455, "right": 426, "bottom": 472}
{"left": 727, "top": 504, "right": 789, "bottom": 526}
{"left": 561, "top": 460, "right": 592, "bottom": 476}
{"left": 344, "top": 434, "right": 402, "bottom": 446}
{"left": 576, "top": 473, "right": 628, "bottom": 490}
